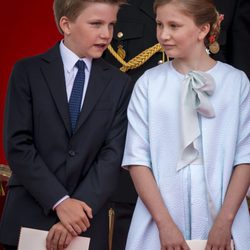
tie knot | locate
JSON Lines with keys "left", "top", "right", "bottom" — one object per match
{"left": 75, "top": 60, "right": 85, "bottom": 70}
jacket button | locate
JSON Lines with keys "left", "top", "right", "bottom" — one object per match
{"left": 117, "top": 32, "right": 124, "bottom": 38}
{"left": 68, "top": 150, "right": 76, "bottom": 157}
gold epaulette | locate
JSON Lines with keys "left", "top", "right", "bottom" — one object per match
{"left": 107, "top": 43, "right": 168, "bottom": 72}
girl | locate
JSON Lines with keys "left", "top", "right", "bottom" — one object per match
{"left": 122, "top": 0, "right": 250, "bottom": 249}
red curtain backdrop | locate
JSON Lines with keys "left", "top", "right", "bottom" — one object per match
{"left": 0, "top": 2, "right": 61, "bottom": 247}
{"left": 0, "top": 0, "right": 62, "bottom": 164}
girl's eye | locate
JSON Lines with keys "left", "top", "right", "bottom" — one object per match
{"left": 170, "top": 23, "right": 179, "bottom": 29}
{"left": 90, "top": 22, "right": 102, "bottom": 27}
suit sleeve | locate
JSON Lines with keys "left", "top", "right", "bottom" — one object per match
{"left": 230, "top": 0, "right": 250, "bottom": 78}
{"left": 4, "top": 61, "right": 68, "bottom": 214}
{"left": 72, "top": 75, "right": 133, "bottom": 215}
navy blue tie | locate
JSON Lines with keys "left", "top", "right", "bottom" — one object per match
{"left": 69, "top": 60, "right": 85, "bottom": 132}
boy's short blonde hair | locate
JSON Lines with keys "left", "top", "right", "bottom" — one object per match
{"left": 53, "top": 0, "right": 127, "bottom": 34}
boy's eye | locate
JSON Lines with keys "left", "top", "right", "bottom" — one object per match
{"left": 108, "top": 23, "right": 116, "bottom": 30}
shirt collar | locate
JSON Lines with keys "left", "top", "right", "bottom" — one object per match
{"left": 59, "top": 40, "right": 92, "bottom": 73}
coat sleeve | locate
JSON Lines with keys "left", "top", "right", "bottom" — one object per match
{"left": 121, "top": 73, "right": 151, "bottom": 169}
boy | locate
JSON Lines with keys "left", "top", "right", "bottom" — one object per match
{"left": 0, "top": 0, "right": 129, "bottom": 250}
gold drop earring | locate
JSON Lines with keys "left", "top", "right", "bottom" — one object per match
{"left": 208, "top": 34, "right": 220, "bottom": 54}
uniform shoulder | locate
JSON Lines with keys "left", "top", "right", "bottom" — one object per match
{"left": 99, "top": 57, "right": 131, "bottom": 80}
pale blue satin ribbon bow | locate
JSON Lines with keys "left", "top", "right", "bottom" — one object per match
{"left": 177, "top": 71, "right": 216, "bottom": 171}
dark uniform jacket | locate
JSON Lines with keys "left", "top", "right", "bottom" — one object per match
{"left": 214, "top": 0, "right": 250, "bottom": 78}
{"left": 104, "top": 0, "right": 162, "bottom": 203}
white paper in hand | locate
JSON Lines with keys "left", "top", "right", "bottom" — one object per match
{"left": 186, "top": 240, "right": 234, "bottom": 249}
{"left": 18, "top": 227, "right": 90, "bottom": 250}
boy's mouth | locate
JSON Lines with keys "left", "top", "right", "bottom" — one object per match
{"left": 94, "top": 43, "right": 108, "bottom": 49}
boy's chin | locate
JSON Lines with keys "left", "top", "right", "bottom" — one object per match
{"left": 90, "top": 51, "right": 106, "bottom": 59}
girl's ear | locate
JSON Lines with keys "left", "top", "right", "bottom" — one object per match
{"left": 59, "top": 16, "right": 71, "bottom": 35}
{"left": 198, "top": 23, "right": 210, "bottom": 41}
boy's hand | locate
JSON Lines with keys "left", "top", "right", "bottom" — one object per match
{"left": 55, "top": 198, "right": 93, "bottom": 236}
{"left": 46, "top": 222, "right": 73, "bottom": 250}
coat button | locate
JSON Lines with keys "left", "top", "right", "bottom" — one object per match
{"left": 158, "top": 60, "right": 163, "bottom": 65}
{"left": 68, "top": 150, "right": 76, "bottom": 157}
{"left": 117, "top": 32, "right": 124, "bottom": 38}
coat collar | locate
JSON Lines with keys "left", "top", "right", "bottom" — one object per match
{"left": 41, "top": 42, "right": 72, "bottom": 136}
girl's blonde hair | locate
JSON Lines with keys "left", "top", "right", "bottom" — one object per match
{"left": 153, "top": 0, "right": 222, "bottom": 47}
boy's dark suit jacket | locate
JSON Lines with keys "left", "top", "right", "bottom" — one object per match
{"left": 0, "top": 42, "right": 132, "bottom": 250}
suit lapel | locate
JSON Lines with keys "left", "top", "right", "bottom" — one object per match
{"left": 74, "top": 59, "right": 111, "bottom": 133}
{"left": 40, "top": 43, "right": 72, "bottom": 136}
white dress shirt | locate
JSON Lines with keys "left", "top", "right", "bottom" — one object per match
{"left": 53, "top": 40, "right": 93, "bottom": 210}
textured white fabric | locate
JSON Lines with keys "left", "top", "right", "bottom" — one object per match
{"left": 122, "top": 61, "right": 250, "bottom": 250}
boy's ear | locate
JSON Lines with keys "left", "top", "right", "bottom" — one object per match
{"left": 198, "top": 23, "right": 210, "bottom": 41}
{"left": 59, "top": 16, "right": 71, "bottom": 35}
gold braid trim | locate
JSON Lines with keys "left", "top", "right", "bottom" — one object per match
{"left": 107, "top": 43, "right": 165, "bottom": 72}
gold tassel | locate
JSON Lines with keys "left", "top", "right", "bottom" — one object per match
{"left": 117, "top": 45, "right": 126, "bottom": 60}
{"left": 108, "top": 208, "right": 115, "bottom": 250}
{"left": 0, "top": 182, "right": 5, "bottom": 196}
{"left": 0, "top": 164, "right": 12, "bottom": 196}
